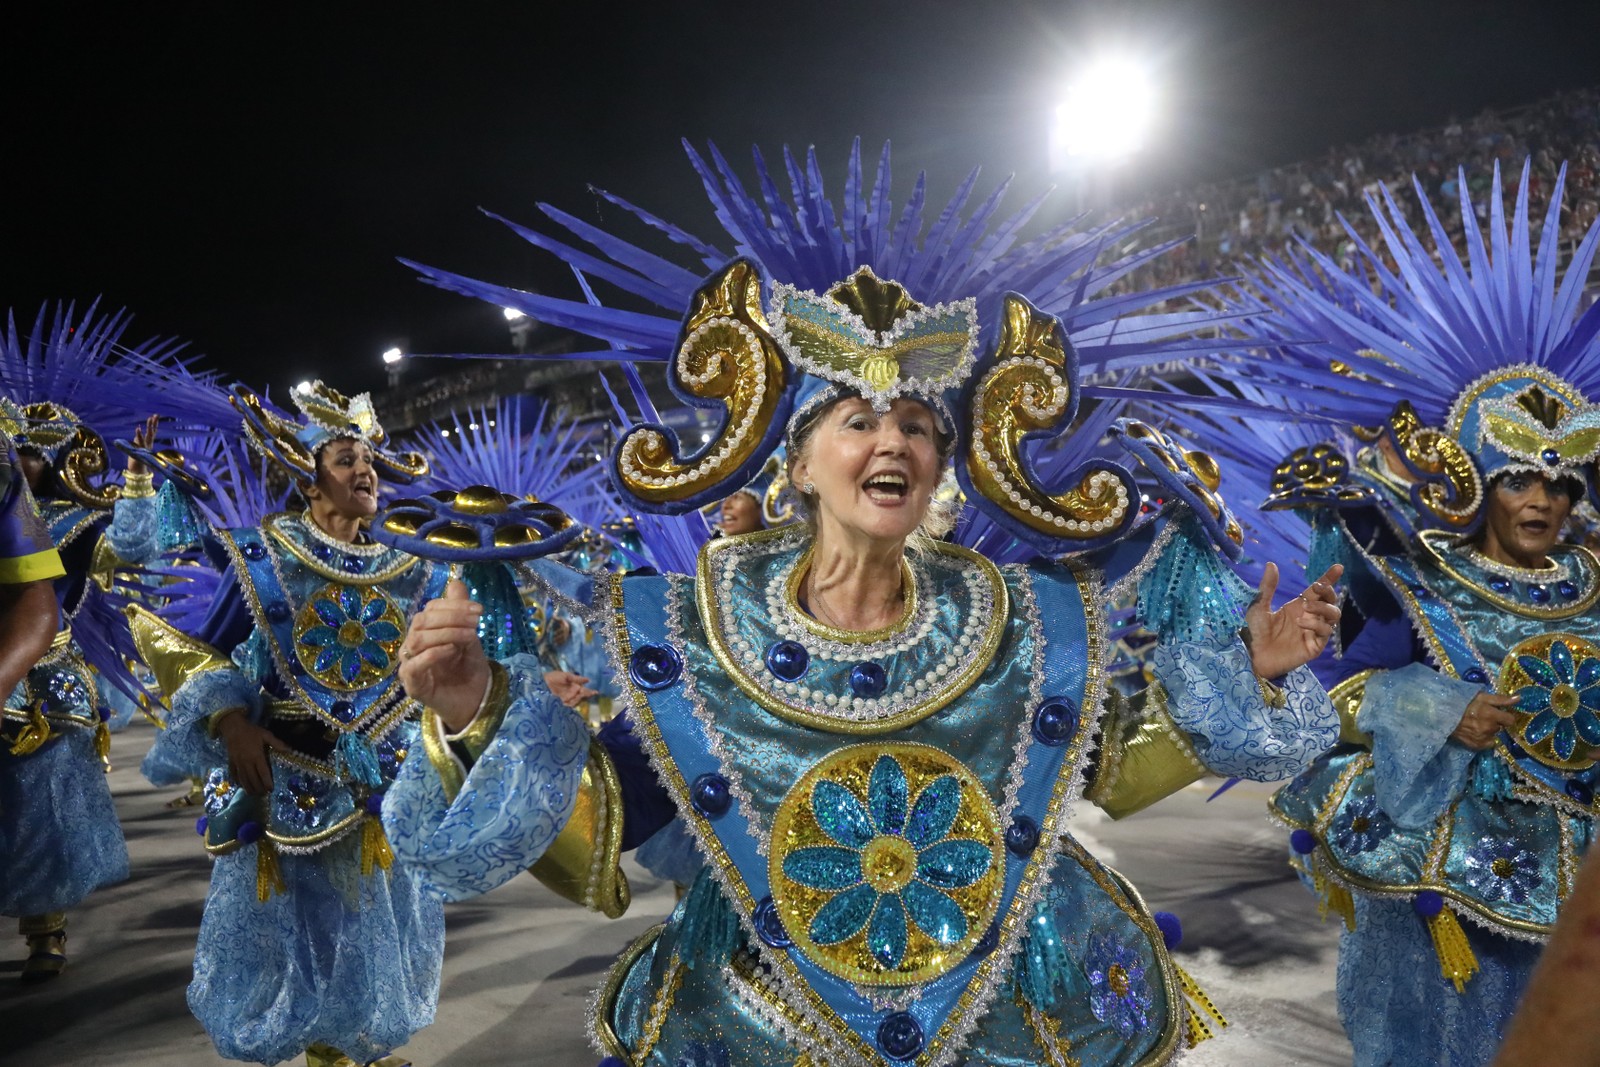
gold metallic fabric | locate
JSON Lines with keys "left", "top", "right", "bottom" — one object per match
{"left": 529, "top": 739, "right": 632, "bottom": 918}
{"left": 1329, "top": 669, "right": 1376, "bottom": 747}
{"left": 125, "top": 603, "right": 235, "bottom": 700}
{"left": 1087, "top": 685, "right": 1208, "bottom": 820}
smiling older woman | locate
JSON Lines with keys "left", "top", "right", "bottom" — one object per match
{"left": 380, "top": 259, "right": 1344, "bottom": 1067}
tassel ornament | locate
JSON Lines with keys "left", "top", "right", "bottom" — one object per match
{"left": 360, "top": 816, "right": 394, "bottom": 878}
{"left": 256, "top": 838, "right": 287, "bottom": 903}
{"left": 1175, "top": 962, "right": 1229, "bottom": 1046}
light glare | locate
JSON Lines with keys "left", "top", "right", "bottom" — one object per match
{"left": 381, "top": 347, "right": 404, "bottom": 365}
{"left": 1055, "top": 58, "right": 1154, "bottom": 161}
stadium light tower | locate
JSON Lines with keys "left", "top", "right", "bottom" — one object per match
{"left": 382, "top": 346, "right": 405, "bottom": 388}
{"left": 1049, "top": 56, "right": 1156, "bottom": 178}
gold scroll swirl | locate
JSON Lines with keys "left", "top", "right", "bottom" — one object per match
{"left": 58, "top": 427, "right": 121, "bottom": 509}
{"left": 233, "top": 389, "right": 318, "bottom": 478}
{"left": 615, "top": 260, "right": 788, "bottom": 506}
{"left": 965, "top": 294, "right": 1131, "bottom": 539}
{"left": 1387, "top": 401, "right": 1481, "bottom": 528}
{"left": 1119, "top": 420, "right": 1243, "bottom": 545}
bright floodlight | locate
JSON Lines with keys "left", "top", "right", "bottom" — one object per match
{"left": 293, "top": 380, "right": 312, "bottom": 394}
{"left": 381, "top": 347, "right": 404, "bottom": 365}
{"left": 1055, "top": 57, "right": 1154, "bottom": 160}
{"left": 503, "top": 307, "right": 527, "bottom": 321}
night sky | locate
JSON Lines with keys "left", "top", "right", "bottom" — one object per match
{"left": 5, "top": 1, "right": 1596, "bottom": 398}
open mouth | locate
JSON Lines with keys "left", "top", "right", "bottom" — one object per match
{"left": 353, "top": 482, "right": 375, "bottom": 503}
{"left": 863, "top": 472, "right": 908, "bottom": 503}
{"left": 1520, "top": 519, "right": 1550, "bottom": 536}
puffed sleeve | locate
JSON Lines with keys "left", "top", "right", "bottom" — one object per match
{"left": 105, "top": 492, "right": 161, "bottom": 564}
{"left": 1356, "top": 661, "right": 1478, "bottom": 829}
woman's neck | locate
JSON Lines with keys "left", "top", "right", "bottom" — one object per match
{"left": 805, "top": 528, "right": 907, "bottom": 632}
{"left": 1473, "top": 532, "right": 1551, "bottom": 571}
{"left": 307, "top": 504, "right": 363, "bottom": 545}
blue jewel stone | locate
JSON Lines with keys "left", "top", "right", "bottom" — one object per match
{"left": 1461, "top": 667, "right": 1489, "bottom": 685}
{"left": 1559, "top": 580, "right": 1580, "bottom": 601}
{"left": 342, "top": 555, "right": 366, "bottom": 574}
{"left": 1543, "top": 448, "right": 1561, "bottom": 465}
{"left": 629, "top": 644, "right": 681, "bottom": 690}
{"left": 266, "top": 601, "right": 291, "bottom": 623}
{"left": 1566, "top": 779, "right": 1594, "bottom": 807}
{"left": 330, "top": 700, "right": 355, "bottom": 722}
{"left": 1005, "top": 814, "right": 1040, "bottom": 856}
{"left": 1529, "top": 584, "right": 1552, "bottom": 604}
{"left": 1488, "top": 577, "right": 1513, "bottom": 594}
{"left": 1032, "top": 698, "right": 1078, "bottom": 746}
{"left": 690, "top": 772, "right": 731, "bottom": 817}
{"left": 312, "top": 542, "right": 334, "bottom": 561}
{"left": 765, "top": 640, "right": 810, "bottom": 682}
{"left": 753, "top": 895, "right": 792, "bottom": 948}
{"left": 849, "top": 662, "right": 887, "bottom": 698}
{"left": 877, "top": 1011, "right": 924, "bottom": 1061}
{"left": 242, "top": 542, "right": 266, "bottom": 561}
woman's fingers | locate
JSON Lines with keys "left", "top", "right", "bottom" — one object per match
{"left": 402, "top": 623, "right": 479, "bottom": 657}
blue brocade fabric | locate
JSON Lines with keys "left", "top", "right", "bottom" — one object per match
{"left": 383, "top": 655, "right": 590, "bottom": 901}
{"left": 1336, "top": 895, "right": 1537, "bottom": 1067}
{"left": 1359, "top": 663, "right": 1479, "bottom": 829}
{"left": 106, "top": 493, "right": 162, "bottom": 565}
{"left": 188, "top": 837, "right": 444, "bottom": 1065}
{"left": 0, "top": 726, "right": 129, "bottom": 916}
{"left": 1154, "top": 633, "right": 1335, "bottom": 781}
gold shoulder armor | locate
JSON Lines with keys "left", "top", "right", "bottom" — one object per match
{"left": 125, "top": 604, "right": 234, "bottom": 698}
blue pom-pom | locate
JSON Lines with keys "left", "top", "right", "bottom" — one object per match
{"left": 195, "top": 816, "right": 208, "bottom": 836}
{"left": 236, "top": 820, "right": 262, "bottom": 845}
{"left": 598, "top": 1059, "right": 626, "bottom": 1067}
{"left": 365, "top": 793, "right": 386, "bottom": 816}
{"left": 98, "top": 706, "right": 112, "bottom": 722}
{"left": 1413, "top": 890, "right": 1444, "bottom": 917}
{"left": 1289, "top": 829, "right": 1317, "bottom": 855}
{"left": 1153, "top": 910, "right": 1182, "bottom": 949}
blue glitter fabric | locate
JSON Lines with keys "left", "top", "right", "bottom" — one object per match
{"left": 0, "top": 725, "right": 129, "bottom": 916}
{"left": 106, "top": 492, "right": 162, "bottom": 564}
{"left": 1336, "top": 895, "right": 1538, "bottom": 1067}
{"left": 187, "top": 837, "right": 444, "bottom": 1065}
{"left": 383, "top": 655, "right": 591, "bottom": 901}
{"left": 1361, "top": 663, "right": 1480, "bottom": 828}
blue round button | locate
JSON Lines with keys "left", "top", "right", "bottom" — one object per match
{"left": 1566, "top": 779, "right": 1594, "bottom": 807}
{"left": 1542, "top": 448, "right": 1561, "bottom": 465}
{"left": 312, "top": 542, "right": 334, "bottom": 561}
{"left": 629, "top": 644, "right": 682, "bottom": 690}
{"left": 1529, "top": 584, "right": 1552, "bottom": 604}
{"left": 753, "top": 895, "right": 792, "bottom": 947}
{"left": 765, "top": 640, "right": 810, "bottom": 682}
{"left": 972, "top": 920, "right": 1000, "bottom": 958}
{"left": 330, "top": 700, "right": 355, "bottom": 722}
{"left": 1032, "top": 698, "right": 1079, "bottom": 746}
{"left": 242, "top": 542, "right": 266, "bottom": 561}
{"left": 1559, "top": 580, "right": 1580, "bottom": 601}
{"left": 877, "top": 1011, "right": 924, "bottom": 1061}
{"left": 849, "top": 662, "right": 887, "bottom": 699}
{"left": 690, "top": 772, "right": 731, "bottom": 817}
{"left": 1005, "top": 814, "right": 1040, "bottom": 856}
{"left": 266, "top": 601, "right": 291, "bottom": 623}
{"left": 1461, "top": 667, "right": 1489, "bottom": 685}
{"left": 1488, "top": 577, "right": 1513, "bottom": 594}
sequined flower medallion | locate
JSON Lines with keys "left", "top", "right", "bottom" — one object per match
{"left": 1463, "top": 838, "right": 1542, "bottom": 905}
{"left": 294, "top": 582, "right": 406, "bottom": 690}
{"left": 768, "top": 744, "right": 1004, "bottom": 986}
{"left": 1086, "top": 934, "right": 1153, "bottom": 1036}
{"left": 1503, "top": 633, "right": 1600, "bottom": 769}
{"left": 1330, "top": 794, "right": 1393, "bottom": 855}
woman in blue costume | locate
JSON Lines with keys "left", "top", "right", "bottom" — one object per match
{"left": 121, "top": 381, "right": 460, "bottom": 1067}
{"left": 1203, "top": 162, "right": 1600, "bottom": 1067}
{"left": 377, "top": 143, "right": 1346, "bottom": 1066}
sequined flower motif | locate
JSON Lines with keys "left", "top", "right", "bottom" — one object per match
{"left": 1463, "top": 838, "right": 1542, "bottom": 905}
{"left": 1086, "top": 933, "right": 1153, "bottom": 1037}
{"left": 1330, "top": 794, "right": 1394, "bottom": 855}
{"left": 1516, "top": 638, "right": 1600, "bottom": 761}
{"left": 294, "top": 583, "right": 405, "bottom": 690}
{"left": 781, "top": 753, "right": 994, "bottom": 971}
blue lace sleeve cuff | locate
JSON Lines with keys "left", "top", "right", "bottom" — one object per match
{"left": 1359, "top": 662, "right": 1478, "bottom": 828}
{"left": 1152, "top": 632, "right": 1338, "bottom": 781}
{"left": 165, "top": 668, "right": 257, "bottom": 774}
{"left": 382, "top": 658, "right": 592, "bottom": 901}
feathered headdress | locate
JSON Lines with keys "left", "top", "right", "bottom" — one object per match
{"left": 1217, "top": 160, "right": 1600, "bottom": 534}
{"left": 402, "top": 139, "right": 1253, "bottom": 559}
{"left": 232, "top": 380, "right": 429, "bottom": 486}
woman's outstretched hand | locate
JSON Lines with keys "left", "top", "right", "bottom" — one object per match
{"left": 126, "top": 414, "right": 160, "bottom": 475}
{"left": 399, "top": 579, "right": 489, "bottom": 732}
{"left": 1244, "top": 562, "right": 1344, "bottom": 680}
{"left": 543, "top": 670, "right": 598, "bottom": 709}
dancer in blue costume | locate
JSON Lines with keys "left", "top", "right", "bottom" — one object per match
{"left": 0, "top": 302, "right": 238, "bottom": 980}
{"left": 1199, "top": 161, "right": 1600, "bottom": 1067}
{"left": 121, "top": 381, "right": 461, "bottom": 1067}
{"left": 378, "top": 143, "right": 1346, "bottom": 1066}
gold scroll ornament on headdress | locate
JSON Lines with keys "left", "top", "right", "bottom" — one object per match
{"left": 1119, "top": 420, "right": 1244, "bottom": 546}
{"left": 615, "top": 261, "right": 789, "bottom": 505}
{"left": 1387, "top": 400, "right": 1481, "bottom": 529}
{"left": 966, "top": 295, "right": 1131, "bottom": 538}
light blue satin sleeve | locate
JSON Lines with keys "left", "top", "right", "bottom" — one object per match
{"left": 1152, "top": 633, "right": 1338, "bottom": 782}
{"left": 560, "top": 619, "right": 618, "bottom": 698}
{"left": 106, "top": 494, "right": 160, "bottom": 564}
{"left": 1356, "top": 661, "right": 1478, "bottom": 829}
{"left": 382, "top": 661, "right": 592, "bottom": 902}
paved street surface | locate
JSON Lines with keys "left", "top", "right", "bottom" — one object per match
{"left": 0, "top": 724, "right": 1353, "bottom": 1066}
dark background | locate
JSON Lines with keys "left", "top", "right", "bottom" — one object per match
{"left": 4, "top": 1, "right": 1596, "bottom": 396}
